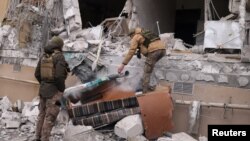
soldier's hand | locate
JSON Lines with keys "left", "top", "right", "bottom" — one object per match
{"left": 117, "top": 64, "right": 125, "bottom": 74}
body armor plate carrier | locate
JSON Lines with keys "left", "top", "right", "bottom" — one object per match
{"left": 141, "top": 29, "right": 160, "bottom": 47}
{"left": 40, "top": 53, "right": 55, "bottom": 82}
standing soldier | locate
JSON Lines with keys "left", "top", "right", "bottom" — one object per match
{"left": 118, "top": 27, "right": 166, "bottom": 93}
{"left": 34, "top": 36, "right": 69, "bottom": 141}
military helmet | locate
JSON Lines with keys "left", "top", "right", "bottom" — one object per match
{"left": 50, "top": 36, "right": 64, "bottom": 49}
{"left": 128, "top": 28, "right": 136, "bottom": 36}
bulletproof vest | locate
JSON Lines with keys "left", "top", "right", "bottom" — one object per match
{"left": 40, "top": 53, "right": 55, "bottom": 82}
{"left": 141, "top": 30, "right": 160, "bottom": 47}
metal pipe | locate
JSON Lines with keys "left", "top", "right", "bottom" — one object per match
{"left": 175, "top": 100, "right": 250, "bottom": 110}
{"left": 156, "top": 21, "right": 161, "bottom": 35}
{"left": 0, "top": 76, "right": 38, "bottom": 85}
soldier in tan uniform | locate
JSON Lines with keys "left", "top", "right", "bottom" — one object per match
{"left": 34, "top": 36, "right": 69, "bottom": 141}
{"left": 118, "top": 27, "right": 166, "bottom": 93}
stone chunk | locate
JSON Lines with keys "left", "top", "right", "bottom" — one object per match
{"left": 6, "top": 120, "right": 21, "bottom": 129}
{"left": 114, "top": 114, "right": 144, "bottom": 139}
{"left": 64, "top": 124, "right": 104, "bottom": 141}
{"left": 238, "top": 77, "right": 249, "bottom": 87}
{"left": 0, "top": 96, "right": 12, "bottom": 112}
{"left": 218, "top": 75, "right": 228, "bottom": 83}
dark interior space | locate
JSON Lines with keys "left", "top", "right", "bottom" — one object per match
{"left": 174, "top": 9, "right": 201, "bottom": 45}
{"left": 211, "top": 0, "right": 230, "bottom": 20}
{"left": 78, "top": 0, "right": 126, "bottom": 28}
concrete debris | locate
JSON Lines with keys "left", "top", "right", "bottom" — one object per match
{"left": 63, "top": 124, "right": 105, "bottom": 141}
{"left": 157, "top": 137, "right": 173, "bottom": 141}
{"left": 172, "top": 132, "right": 197, "bottom": 141}
{"left": 64, "top": 52, "right": 86, "bottom": 70}
{"left": 1, "top": 25, "right": 12, "bottom": 37}
{"left": 188, "top": 101, "right": 201, "bottom": 135}
{"left": 114, "top": 114, "right": 144, "bottom": 139}
{"left": 80, "top": 25, "right": 103, "bottom": 41}
{"left": 173, "top": 39, "right": 188, "bottom": 51}
{"left": 1, "top": 111, "right": 21, "bottom": 120}
{"left": 64, "top": 6, "right": 75, "bottom": 20}
{"left": 190, "top": 45, "right": 203, "bottom": 54}
{"left": 13, "top": 99, "right": 25, "bottom": 112}
{"left": 199, "top": 136, "right": 208, "bottom": 141}
{"left": 128, "top": 135, "right": 148, "bottom": 141}
{"left": 6, "top": 120, "right": 21, "bottom": 129}
{"left": 0, "top": 96, "right": 12, "bottom": 112}
{"left": 51, "top": 26, "right": 66, "bottom": 35}
{"left": 22, "top": 102, "right": 39, "bottom": 117}
{"left": 157, "top": 132, "right": 197, "bottom": 141}
{"left": 160, "top": 33, "right": 175, "bottom": 48}
{"left": 20, "top": 124, "right": 35, "bottom": 133}
{"left": 73, "top": 39, "right": 89, "bottom": 51}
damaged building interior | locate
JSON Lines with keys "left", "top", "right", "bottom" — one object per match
{"left": 0, "top": 0, "right": 250, "bottom": 141}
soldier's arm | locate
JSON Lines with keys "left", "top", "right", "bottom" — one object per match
{"left": 54, "top": 54, "right": 69, "bottom": 92}
{"left": 122, "top": 35, "right": 141, "bottom": 65}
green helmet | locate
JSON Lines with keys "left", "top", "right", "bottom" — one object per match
{"left": 51, "top": 36, "right": 64, "bottom": 49}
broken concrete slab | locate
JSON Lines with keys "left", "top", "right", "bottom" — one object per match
{"left": 160, "top": 33, "right": 175, "bottom": 48}
{"left": 21, "top": 102, "right": 39, "bottom": 117}
{"left": 73, "top": 39, "right": 89, "bottom": 51}
{"left": 51, "top": 26, "right": 66, "bottom": 35}
{"left": 0, "top": 96, "right": 12, "bottom": 112}
{"left": 1, "top": 25, "right": 12, "bottom": 37}
{"left": 188, "top": 101, "right": 201, "bottom": 135}
{"left": 1, "top": 111, "right": 21, "bottom": 120}
{"left": 79, "top": 26, "right": 103, "bottom": 40}
{"left": 64, "top": 6, "right": 75, "bottom": 20}
{"left": 173, "top": 39, "right": 188, "bottom": 51}
{"left": 5, "top": 120, "right": 21, "bottom": 129}
{"left": 114, "top": 114, "right": 144, "bottom": 139}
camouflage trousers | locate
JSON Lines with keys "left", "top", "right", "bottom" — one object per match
{"left": 143, "top": 49, "right": 166, "bottom": 93}
{"left": 35, "top": 92, "right": 62, "bottom": 141}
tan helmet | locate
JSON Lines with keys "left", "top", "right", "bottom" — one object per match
{"left": 50, "top": 36, "right": 64, "bottom": 49}
{"left": 128, "top": 28, "right": 136, "bottom": 36}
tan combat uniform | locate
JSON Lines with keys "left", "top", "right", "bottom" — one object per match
{"left": 34, "top": 37, "right": 69, "bottom": 141}
{"left": 122, "top": 32, "right": 166, "bottom": 93}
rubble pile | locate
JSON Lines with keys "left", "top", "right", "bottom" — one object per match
{"left": 0, "top": 96, "right": 39, "bottom": 141}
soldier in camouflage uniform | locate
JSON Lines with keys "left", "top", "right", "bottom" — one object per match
{"left": 34, "top": 36, "right": 69, "bottom": 141}
{"left": 118, "top": 27, "right": 166, "bottom": 93}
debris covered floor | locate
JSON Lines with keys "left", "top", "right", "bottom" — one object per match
{"left": 1, "top": 0, "right": 250, "bottom": 141}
